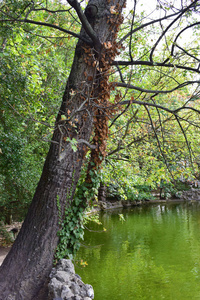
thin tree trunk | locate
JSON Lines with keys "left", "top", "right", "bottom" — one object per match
{"left": 0, "top": 1, "right": 125, "bottom": 299}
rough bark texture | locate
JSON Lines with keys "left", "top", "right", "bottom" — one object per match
{"left": 0, "top": 0, "right": 125, "bottom": 299}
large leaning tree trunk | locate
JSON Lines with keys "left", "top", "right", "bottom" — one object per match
{"left": 0, "top": 0, "right": 125, "bottom": 299}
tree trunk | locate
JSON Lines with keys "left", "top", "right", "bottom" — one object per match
{"left": 0, "top": 0, "right": 125, "bottom": 299}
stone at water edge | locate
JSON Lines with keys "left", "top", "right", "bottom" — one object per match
{"left": 48, "top": 259, "right": 94, "bottom": 300}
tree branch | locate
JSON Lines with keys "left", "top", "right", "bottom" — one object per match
{"left": 119, "top": 98, "right": 200, "bottom": 115}
{"left": 175, "top": 44, "right": 200, "bottom": 63}
{"left": 115, "top": 80, "right": 200, "bottom": 94}
{"left": 67, "top": 0, "right": 101, "bottom": 50}
{"left": 174, "top": 115, "right": 193, "bottom": 166}
{"left": 149, "top": 0, "right": 199, "bottom": 62}
{"left": 149, "top": 0, "right": 198, "bottom": 62}
{"left": 119, "top": 11, "right": 181, "bottom": 44}
{"left": 0, "top": 17, "right": 90, "bottom": 43}
{"left": 171, "top": 22, "right": 200, "bottom": 57}
{"left": 144, "top": 104, "right": 173, "bottom": 178}
{"left": 112, "top": 60, "right": 200, "bottom": 74}
{"left": 107, "top": 114, "right": 175, "bottom": 156}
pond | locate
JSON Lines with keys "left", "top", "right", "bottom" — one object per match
{"left": 75, "top": 202, "right": 200, "bottom": 300}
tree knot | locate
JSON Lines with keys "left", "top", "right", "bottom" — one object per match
{"left": 85, "top": 5, "right": 98, "bottom": 20}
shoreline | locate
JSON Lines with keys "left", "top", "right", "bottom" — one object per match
{"left": 1, "top": 194, "right": 200, "bottom": 266}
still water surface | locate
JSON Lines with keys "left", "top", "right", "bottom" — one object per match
{"left": 75, "top": 202, "right": 200, "bottom": 300}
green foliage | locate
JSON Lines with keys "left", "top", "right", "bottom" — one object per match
{"left": 103, "top": 87, "right": 200, "bottom": 200}
{"left": 55, "top": 195, "right": 85, "bottom": 261}
{"left": 106, "top": 181, "right": 154, "bottom": 202}
{"left": 66, "top": 138, "right": 78, "bottom": 152}
{"left": 76, "top": 167, "right": 101, "bottom": 204}
{"left": 124, "top": 185, "right": 155, "bottom": 202}
{"left": 55, "top": 166, "right": 103, "bottom": 260}
{"left": 159, "top": 180, "right": 175, "bottom": 199}
{"left": 0, "top": 7, "right": 75, "bottom": 222}
{"left": 158, "top": 179, "right": 194, "bottom": 199}
{"left": 106, "top": 182, "right": 122, "bottom": 200}
{"left": 118, "top": 213, "right": 125, "bottom": 223}
{"left": 104, "top": 4, "right": 200, "bottom": 196}
{"left": 0, "top": 222, "right": 13, "bottom": 245}
{"left": 84, "top": 212, "right": 102, "bottom": 226}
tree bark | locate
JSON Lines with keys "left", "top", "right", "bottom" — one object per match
{"left": 0, "top": 0, "right": 125, "bottom": 299}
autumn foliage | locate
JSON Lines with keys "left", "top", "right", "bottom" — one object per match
{"left": 85, "top": 1, "right": 126, "bottom": 182}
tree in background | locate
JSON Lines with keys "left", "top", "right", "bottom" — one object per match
{"left": 0, "top": 11, "right": 75, "bottom": 223}
{"left": 0, "top": 0, "right": 200, "bottom": 299}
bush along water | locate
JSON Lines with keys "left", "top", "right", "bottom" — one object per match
{"left": 106, "top": 182, "right": 155, "bottom": 202}
{"left": 105, "top": 179, "right": 194, "bottom": 202}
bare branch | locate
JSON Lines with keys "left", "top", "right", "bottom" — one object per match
{"left": 67, "top": 0, "right": 101, "bottom": 49}
{"left": 112, "top": 60, "right": 200, "bottom": 74}
{"left": 107, "top": 114, "right": 175, "bottom": 156}
{"left": 115, "top": 64, "right": 125, "bottom": 83}
{"left": 175, "top": 44, "right": 200, "bottom": 63}
{"left": 174, "top": 115, "right": 193, "bottom": 166}
{"left": 128, "top": 0, "right": 137, "bottom": 62}
{"left": 77, "top": 139, "right": 97, "bottom": 149}
{"left": 109, "top": 102, "right": 131, "bottom": 128}
{"left": 119, "top": 98, "right": 200, "bottom": 115}
{"left": 149, "top": 0, "right": 199, "bottom": 62}
{"left": 32, "top": 8, "right": 71, "bottom": 14}
{"left": 171, "top": 22, "right": 200, "bottom": 58}
{"left": 119, "top": 11, "right": 181, "bottom": 44}
{"left": 116, "top": 80, "right": 200, "bottom": 94}
{"left": 0, "top": 16, "right": 90, "bottom": 43}
{"left": 144, "top": 105, "right": 174, "bottom": 178}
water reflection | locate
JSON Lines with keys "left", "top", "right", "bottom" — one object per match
{"left": 75, "top": 202, "right": 200, "bottom": 300}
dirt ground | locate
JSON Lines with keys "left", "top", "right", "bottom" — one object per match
{"left": 0, "top": 246, "right": 11, "bottom": 266}
{"left": 0, "top": 222, "right": 22, "bottom": 266}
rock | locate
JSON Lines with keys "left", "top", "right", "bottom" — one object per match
{"left": 56, "top": 271, "right": 72, "bottom": 283}
{"left": 70, "top": 282, "right": 80, "bottom": 295}
{"left": 48, "top": 259, "right": 94, "bottom": 300}
{"left": 182, "top": 188, "right": 200, "bottom": 201}
{"left": 75, "top": 274, "right": 82, "bottom": 280}
{"left": 74, "top": 296, "right": 82, "bottom": 300}
{"left": 57, "top": 259, "right": 75, "bottom": 274}
{"left": 61, "top": 285, "right": 73, "bottom": 299}
{"left": 49, "top": 278, "right": 63, "bottom": 298}
{"left": 86, "top": 285, "right": 94, "bottom": 298}
{"left": 99, "top": 201, "right": 107, "bottom": 210}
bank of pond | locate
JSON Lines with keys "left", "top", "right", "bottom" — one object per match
{"left": 75, "top": 201, "right": 200, "bottom": 300}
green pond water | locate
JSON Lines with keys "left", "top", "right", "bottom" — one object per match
{"left": 75, "top": 202, "right": 200, "bottom": 300}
